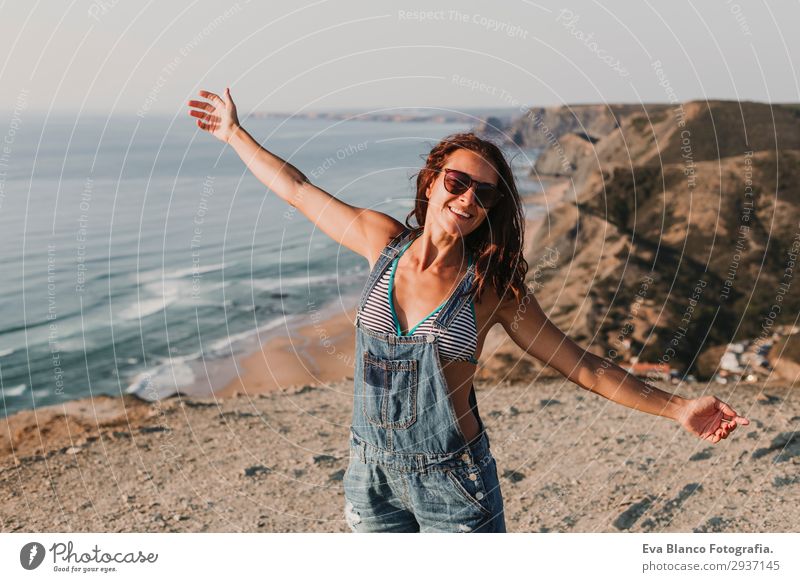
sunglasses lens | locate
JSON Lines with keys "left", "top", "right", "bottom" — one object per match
{"left": 444, "top": 170, "right": 470, "bottom": 194}
{"left": 476, "top": 186, "right": 501, "bottom": 208}
{"left": 443, "top": 169, "right": 502, "bottom": 209}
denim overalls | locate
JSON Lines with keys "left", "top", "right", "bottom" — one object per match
{"left": 343, "top": 227, "right": 507, "bottom": 533}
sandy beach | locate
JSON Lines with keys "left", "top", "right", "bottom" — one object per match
{"left": 217, "top": 306, "right": 359, "bottom": 398}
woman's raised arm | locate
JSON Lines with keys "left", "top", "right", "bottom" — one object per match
{"left": 187, "top": 88, "right": 404, "bottom": 265}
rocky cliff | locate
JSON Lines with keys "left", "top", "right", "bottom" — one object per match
{"left": 505, "top": 103, "right": 662, "bottom": 148}
{"left": 481, "top": 100, "right": 800, "bottom": 379}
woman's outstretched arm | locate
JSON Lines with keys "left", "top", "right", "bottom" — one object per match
{"left": 495, "top": 289, "right": 750, "bottom": 444}
{"left": 187, "top": 88, "right": 404, "bottom": 266}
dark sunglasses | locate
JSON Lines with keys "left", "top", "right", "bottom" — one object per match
{"left": 442, "top": 168, "right": 503, "bottom": 209}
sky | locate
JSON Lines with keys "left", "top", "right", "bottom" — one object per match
{"left": 1, "top": 0, "right": 798, "bottom": 117}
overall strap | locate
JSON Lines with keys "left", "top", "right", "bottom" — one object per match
{"left": 430, "top": 251, "right": 477, "bottom": 332}
{"left": 354, "top": 227, "right": 417, "bottom": 324}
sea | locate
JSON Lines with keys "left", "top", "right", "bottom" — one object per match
{"left": 0, "top": 109, "right": 544, "bottom": 417}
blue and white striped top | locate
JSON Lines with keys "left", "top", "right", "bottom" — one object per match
{"left": 358, "top": 237, "right": 479, "bottom": 365}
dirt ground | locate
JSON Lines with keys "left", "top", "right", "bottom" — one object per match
{"left": 1, "top": 377, "right": 796, "bottom": 533}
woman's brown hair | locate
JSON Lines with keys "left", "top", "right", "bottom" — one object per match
{"left": 405, "top": 132, "right": 528, "bottom": 306}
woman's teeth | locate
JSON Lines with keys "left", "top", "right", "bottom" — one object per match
{"left": 449, "top": 206, "right": 471, "bottom": 219}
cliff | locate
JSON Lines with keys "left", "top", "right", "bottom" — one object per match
{"left": 484, "top": 100, "right": 800, "bottom": 379}
{"left": 505, "top": 103, "right": 664, "bottom": 148}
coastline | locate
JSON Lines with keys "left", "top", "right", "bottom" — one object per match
{"left": 217, "top": 305, "right": 358, "bottom": 398}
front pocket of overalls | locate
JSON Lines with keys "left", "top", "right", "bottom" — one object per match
{"left": 445, "top": 465, "right": 493, "bottom": 518}
{"left": 362, "top": 351, "right": 418, "bottom": 429}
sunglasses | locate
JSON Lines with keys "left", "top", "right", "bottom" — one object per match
{"left": 442, "top": 168, "right": 503, "bottom": 209}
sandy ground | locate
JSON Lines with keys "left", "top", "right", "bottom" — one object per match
{"left": 2, "top": 177, "right": 797, "bottom": 532}
{"left": 0, "top": 378, "right": 797, "bottom": 532}
{"left": 217, "top": 307, "right": 358, "bottom": 398}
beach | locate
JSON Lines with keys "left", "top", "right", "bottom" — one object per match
{"left": 217, "top": 306, "right": 359, "bottom": 398}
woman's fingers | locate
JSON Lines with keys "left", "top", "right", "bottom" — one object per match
{"left": 192, "top": 113, "right": 219, "bottom": 129}
{"left": 718, "top": 400, "right": 750, "bottom": 425}
{"left": 198, "top": 89, "right": 224, "bottom": 105}
{"left": 189, "top": 110, "right": 220, "bottom": 124}
{"left": 717, "top": 420, "right": 734, "bottom": 435}
{"left": 190, "top": 88, "right": 237, "bottom": 142}
{"left": 715, "top": 420, "right": 736, "bottom": 439}
{"left": 187, "top": 100, "right": 214, "bottom": 112}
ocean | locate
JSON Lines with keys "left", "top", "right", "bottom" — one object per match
{"left": 0, "top": 111, "right": 543, "bottom": 417}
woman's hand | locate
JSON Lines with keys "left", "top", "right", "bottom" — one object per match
{"left": 676, "top": 395, "right": 750, "bottom": 443}
{"left": 187, "top": 88, "right": 240, "bottom": 144}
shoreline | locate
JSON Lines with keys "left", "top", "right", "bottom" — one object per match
{"left": 217, "top": 304, "right": 358, "bottom": 398}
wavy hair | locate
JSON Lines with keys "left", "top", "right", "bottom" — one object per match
{"left": 405, "top": 132, "right": 528, "bottom": 306}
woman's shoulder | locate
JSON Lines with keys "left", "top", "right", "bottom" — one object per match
{"left": 472, "top": 281, "right": 505, "bottom": 327}
{"left": 364, "top": 221, "right": 413, "bottom": 271}
{"left": 474, "top": 277, "right": 532, "bottom": 324}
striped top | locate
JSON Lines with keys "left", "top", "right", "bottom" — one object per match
{"left": 359, "top": 236, "right": 479, "bottom": 365}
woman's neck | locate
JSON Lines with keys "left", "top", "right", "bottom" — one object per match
{"left": 407, "top": 229, "right": 468, "bottom": 273}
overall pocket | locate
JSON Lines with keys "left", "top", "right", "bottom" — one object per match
{"left": 445, "top": 463, "right": 493, "bottom": 518}
{"left": 361, "top": 351, "right": 418, "bottom": 429}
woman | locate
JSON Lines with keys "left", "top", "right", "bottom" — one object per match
{"left": 187, "top": 88, "right": 750, "bottom": 533}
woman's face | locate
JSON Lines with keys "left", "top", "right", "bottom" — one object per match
{"left": 424, "top": 149, "right": 499, "bottom": 238}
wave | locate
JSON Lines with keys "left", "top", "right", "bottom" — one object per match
{"left": 250, "top": 271, "right": 353, "bottom": 293}
{"left": 117, "top": 279, "right": 189, "bottom": 320}
{"left": 118, "top": 295, "right": 179, "bottom": 321}
{"left": 204, "top": 313, "right": 292, "bottom": 355}
{"left": 125, "top": 358, "right": 197, "bottom": 401}
{"left": 2, "top": 384, "right": 27, "bottom": 397}
{"left": 134, "top": 262, "right": 228, "bottom": 283}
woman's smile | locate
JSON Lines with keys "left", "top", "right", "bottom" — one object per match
{"left": 447, "top": 204, "right": 473, "bottom": 221}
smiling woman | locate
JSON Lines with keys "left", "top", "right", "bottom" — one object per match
{"left": 187, "top": 89, "right": 750, "bottom": 533}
